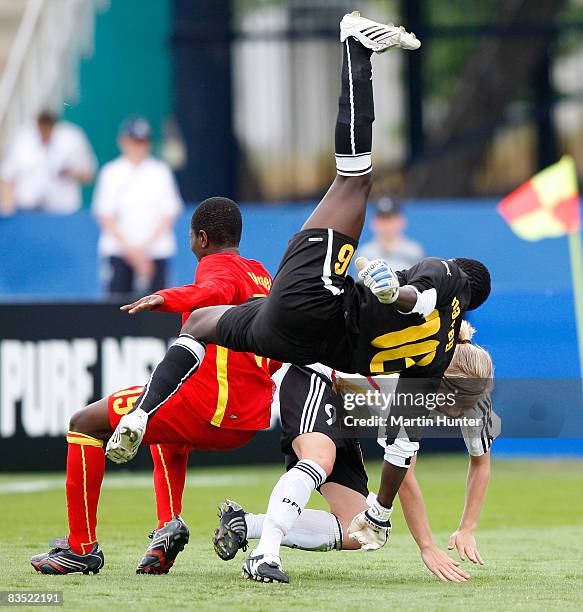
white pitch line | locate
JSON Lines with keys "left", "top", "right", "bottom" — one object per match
{"left": 0, "top": 473, "right": 264, "bottom": 495}
{"left": 0, "top": 480, "right": 58, "bottom": 494}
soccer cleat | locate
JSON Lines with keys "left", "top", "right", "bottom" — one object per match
{"left": 213, "top": 499, "right": 248, "bottom": 561}
{"left": 106, "top": 408, "right": 148, "bottom": 464}
{"left": 136, "top": 515, "right": 190, "bottom": 574}
{"left": 31, "top": 537, "right": 104, "bottom": 575}
{"left": 340, "top": 11, "right": 421, "bottom": 53}
{"left": 242, "top": 552, "right": 289, "bottom": 584}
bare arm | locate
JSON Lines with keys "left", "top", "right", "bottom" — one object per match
{"left": 1, "top": 180, "right": 15, "bottom": 216}
{"left": 97, "top": 214, "right": 175, "bottom": 257}
{"left": 96, "top": 214, "right": 153, "bottom": 276}
{"left": 448, "top": 451, "right": 491, "bottom": 564}
{"left": 96, "top": 214, "right": 129, "bottom": 249}
{"left": 398, "top": 457, "right": 433, "bottom": 549}
{"left": 392, "top": 286, "right": 419, "bottom": 313}
{"left": 61, "top": 168, "right": 95, "bottom": 184}
{"left": 398, "top": 457, "right": 469, "bottom": 582}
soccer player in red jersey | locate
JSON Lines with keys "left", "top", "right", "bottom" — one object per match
{"left": 31, "top": 197, "right": 279, "bottom": 575}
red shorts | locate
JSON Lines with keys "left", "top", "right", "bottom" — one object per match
{"left": 107, "top": 386, "right": 256, "bottom": 451}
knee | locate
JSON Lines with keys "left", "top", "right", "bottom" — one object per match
{"left": 69, "top": 404, "right": 103, "bottom": 437}
{"left": 294, "top": 433, "right": 337, "bottom": 477}
{"left": 68, "top": 396, "right": 111, "bottom": 440}
{"left": 181, "top": 306, "right": 221, "bottom": 339}
{"left": 182, "top": 310, "right": 201, "bottom": 336}
{"left": 69, "top": 407, "right": 90, "bottom": 434}
{"left": 306, "top": 454, "right": 335, "bottom": 478}
{"left": 294, "top": 454, "right": 335, "bottom": 478}
{"left": 320, "top": 456, "right": 336, "bottom": 478}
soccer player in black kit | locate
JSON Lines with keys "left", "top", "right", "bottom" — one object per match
{"left": 110, "top": 12, "right": 491, "bottom": 571}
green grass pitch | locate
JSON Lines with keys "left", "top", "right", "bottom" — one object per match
{"left": 1, "top": 456, "right": 582, "bottom": 611}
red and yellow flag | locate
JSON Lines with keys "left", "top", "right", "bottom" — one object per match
{"left": 497, "top": 156, "right": 580, "bottom": 241}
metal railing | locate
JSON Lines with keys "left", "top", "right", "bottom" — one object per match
{"left": 0, "top": 0, "right": 106, "bottom": 156}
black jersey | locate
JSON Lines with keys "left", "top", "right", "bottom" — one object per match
{"left": 345, "top": 257, "right": 471, "bottom": 377}
{"left": 217, "top": 231, "right": 471, "bottom": 379}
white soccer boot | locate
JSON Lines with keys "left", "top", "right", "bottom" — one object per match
{"left": 242, "top": 550, "right": 290, "bottom": 584}
{"left": 340, "top": 11, "right": 421, "bottom": 53}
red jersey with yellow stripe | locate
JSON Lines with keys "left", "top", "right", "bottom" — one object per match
{"left": 154, "top": 251, "right": 278, "bottom": 430}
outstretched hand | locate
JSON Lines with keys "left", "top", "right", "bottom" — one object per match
{"left": 120, "top": 294, "right": 164, "bottom": 315}
{"left": 448, "top": 529, "right": 485, "bottom": 565}
{"left": 420, "top": 544, "right": 470, "bottom": 582}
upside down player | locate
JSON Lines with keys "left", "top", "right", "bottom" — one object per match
{"left": 31, "top": 198, "right": 280, "bottom": 575}
{"left": 213, "top": 321, "right": 498, "bottom": 582}
{"left": 109, "top": 12, "right": 491, "bottom": 556}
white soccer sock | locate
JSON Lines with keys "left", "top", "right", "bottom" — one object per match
{"left": 245, "top": 509, "right": 342, "bottom": 552}
{"left": 245, "top": 513, "right": 264, "bottom": 539}
{"left": 254, "top": 460, "right": 327, "bottom": 558}
{"left": 283, "top": 509, "right": 341, "bottom": 551}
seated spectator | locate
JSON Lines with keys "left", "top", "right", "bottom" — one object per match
{"left": 356, "top": 196, "right": 424, "bottom": 271}
{"left": 0, "top": 110, "right": 96, "bottom": 215}
{"left": 93, "top": 116, "right": 183, "bottom": 297}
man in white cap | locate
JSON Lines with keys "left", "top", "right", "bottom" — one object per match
{"left": 92, "top": 116, "right": 183, "bottom": 296}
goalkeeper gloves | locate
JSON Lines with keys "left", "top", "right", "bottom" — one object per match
{"left": 356, "top": 257, "right": 400, "bottom": 305}
{"left": 348, "top": 500, "right": 393, "bottom": 551}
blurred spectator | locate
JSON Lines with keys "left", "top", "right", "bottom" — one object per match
{"left": 356, "top": 197, "right": 424, "bottom": 271}
{"left": 0, "top": 111, "right": 96, "bottom": 215}
{"left": 93, "top": 116, "right": 183, "bottom": 296}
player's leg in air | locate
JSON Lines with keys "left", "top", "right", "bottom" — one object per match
{"left": 109, "top": 12, "right": 421, "bottom": 463}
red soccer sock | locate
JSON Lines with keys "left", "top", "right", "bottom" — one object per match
{"left": 151, "top": 444, "right": 189, "bottom": 528}
{"left": 65, "top": 432, "right": 105, "bottom": 554}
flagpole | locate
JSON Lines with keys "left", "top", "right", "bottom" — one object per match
{"left": 568, "top": 229, "right": 583, "bottom": 381}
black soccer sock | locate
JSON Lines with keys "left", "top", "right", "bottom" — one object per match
{"left": 133, "top": 334, "right": 206, "bottom": 417}
{"left": 335, "top": 37, "right": 374, "bottom": 176}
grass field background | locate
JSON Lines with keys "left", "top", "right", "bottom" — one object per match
{"left": 1, "top": 456, "right": 582, "bottom": 611}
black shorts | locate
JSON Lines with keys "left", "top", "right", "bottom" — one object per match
{"left": 279, "top": 365, "right": 369, "bottom": 498}
{"left": 217, "top": 229, "right": 357, "bottom": 367}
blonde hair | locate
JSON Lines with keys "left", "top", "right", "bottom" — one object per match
{"left": 444, "top": 321, "right": 493, "bottom": 398}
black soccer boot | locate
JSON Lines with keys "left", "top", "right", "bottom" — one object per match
{"left": 31, "top": 537, "right": 104, "bottom": 575}
{"left": 213, "top": 499, "right": 248, "bottom": 561}
{"left": 136, "top": 515, "right": 190, "bottom": 574}
{"left": 242, "top": 551, "right": 290, "bottom": 584}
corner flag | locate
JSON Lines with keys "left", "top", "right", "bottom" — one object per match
{"left": 497, "top": 156, "right": 579, "bottom": 241}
